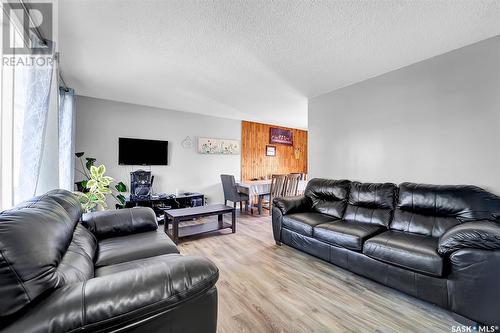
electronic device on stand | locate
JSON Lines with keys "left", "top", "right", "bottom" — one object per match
{"left": 130, "top": 170, "right": 153, "bottom": 201}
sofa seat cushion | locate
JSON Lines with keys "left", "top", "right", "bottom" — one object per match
{"left": 3, "top": 254, "right": 219, "bottom": 333}
{"left": 95, "top": 230, "right": 178, "bottom": 268}
{"left": 282, "top": 212, "right": 337, "bottom": 237}
{"left": 363, "top": 231, "right": 443, "bottom": 277}
{"left": 96, "top": 253, "right": 179, "bottom": 277}
{"left": 314, "top": 221, "right": 386, "bottom": 251}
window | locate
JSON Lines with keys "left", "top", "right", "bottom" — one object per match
{"left": 0, "top": 2, "right": 56, "bottom": 209}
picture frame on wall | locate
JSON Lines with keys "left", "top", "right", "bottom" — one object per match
{"left": 198, "top": 137, "right": 240, "bottom": 155}
{"left": 270, "top": 127, "right": 293, "bottom": 145}
{"left": 266, "top": 145, "right": 276, "bottom": 156}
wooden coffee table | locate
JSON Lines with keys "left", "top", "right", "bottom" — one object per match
{"left": 164, "top": 204, "right": 235, "bottom": 244}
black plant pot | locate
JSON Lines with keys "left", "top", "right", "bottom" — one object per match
{"left": 75, "top": 181, "right": 89, "bottom": 193}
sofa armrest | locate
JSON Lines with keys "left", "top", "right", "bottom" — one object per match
{"left": 448, "top": 248, "right": 500, "bottom": 325}
{"left": 438, "top": 220, "right": 500, "bottom": 255}
{"left": 1, "top": 255, "right": 219, "bottom": 333}
{"left": 82, "top": 207, "right": 158, "bottom": 239}
{"left": 273, "top": 195, "right": 311, "bottom": 215}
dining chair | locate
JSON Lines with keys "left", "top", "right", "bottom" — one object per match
{"left": 283, "top": 173, "right": 302, "bottom": 197}
{"left": 259, "top": 174, "right": 286, "bottom": 215}
{"left": 220, "top": 174, "right": 250, "bottom": 212}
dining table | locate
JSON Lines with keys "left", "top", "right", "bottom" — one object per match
{"left": 236, "top": 179, "right": 308, "bottom": 215}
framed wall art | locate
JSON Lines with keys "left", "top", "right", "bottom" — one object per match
{"left": 198, "top": 137, "right": 240, "bottom": 155}
{"left": 270, "top": 127, "right": 293, "bottom": 145}
{"left": 266, "top": 145, "right": 276, "bottom": 156}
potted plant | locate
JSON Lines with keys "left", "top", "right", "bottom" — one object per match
{"left": 74, "top": 152, "right": 127, "bottom": 212}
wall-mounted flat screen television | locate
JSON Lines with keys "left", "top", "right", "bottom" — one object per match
{"left": 119, "top": 137, "right": 168, "bottom": 165}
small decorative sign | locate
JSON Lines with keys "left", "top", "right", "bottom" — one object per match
{"left": 270, "top": 127, "right": 293, "bottom": 145}
{"left": 198, "top": 137, "right": 240, "bottom": 155}
{"left": 266, "top": 145, "right": 276, "bottom": 156}
{"left": 294, "top": 147, "right": 301, "bottom": 160}
{"left": 181, "top": 136, "right": 193, "bottom": 149}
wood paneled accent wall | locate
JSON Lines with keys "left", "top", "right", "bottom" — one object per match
{"left": 241, "top": 121, "right": 308, "bottom": 181}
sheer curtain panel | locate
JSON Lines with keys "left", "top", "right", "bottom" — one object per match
{"left": 0, "top": 2, "right": 56, "bottom": 208}
{"left": 13, "top": 58, "right": 54, "bottom": 204}
{"left": 58, "top": 87, "right": 76, "bottom": 191}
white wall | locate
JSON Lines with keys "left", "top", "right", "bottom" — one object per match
{"left": 309, "top": 36, "right": 500, "bottom": 194}
{"left": 75, "top": 96, "right": 241, "bottom": 204}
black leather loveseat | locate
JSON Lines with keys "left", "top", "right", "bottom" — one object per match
{"left": 0, "top": 189, "right": 219, "bottom": 332}
{"left": 272, "top": 178, "right": 500, "bottom": 326}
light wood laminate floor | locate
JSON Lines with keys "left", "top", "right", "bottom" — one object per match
{"left": 177, "top": 212, "right": 459, "bottom": 333}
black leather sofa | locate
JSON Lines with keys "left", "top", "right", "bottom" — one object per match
{"left": 272, "top": 178, "right": 500, "bottom": 326}
{"left": 0, "top": 189, "right": 219, "bottom": 332}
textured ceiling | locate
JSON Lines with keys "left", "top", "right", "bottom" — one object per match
{"left": 59, "top": 0, "right": 500, "bottom": 129}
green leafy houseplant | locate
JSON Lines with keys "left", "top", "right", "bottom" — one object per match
{"left": 74, "top": 152, "right": 127, "bottom": 212}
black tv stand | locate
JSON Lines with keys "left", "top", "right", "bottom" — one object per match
{"left": 125, "top": 192, "right": 205, "bottom": 220}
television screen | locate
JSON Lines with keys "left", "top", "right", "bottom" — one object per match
{"left": 119, "top": 137, "right": 168, "bottom": 165}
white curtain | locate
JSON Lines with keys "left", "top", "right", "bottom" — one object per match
{"left": 58, "top": 87, "right": 76, "bottom": 191}
{"left": 0, "top": 2, "right": 58, "bottom": 208}
{"left": 12, "top": 56, "right": 54, "bottom": 204}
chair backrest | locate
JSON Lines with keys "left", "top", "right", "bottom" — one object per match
{"left": 220, "top": 174, "right": 239, "bottom": 201}
{"left": 270, "top": 174, "right": 287, "bottom": 202}
{"left": 289, "top": 172, "right": 304, "bottom": 180}
{"left": 284, "top": 173, "right": 302, "bottom": 196}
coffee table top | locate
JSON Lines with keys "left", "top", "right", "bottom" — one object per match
{"left": 165, "top": 204, "right": 234, "bottom": 218}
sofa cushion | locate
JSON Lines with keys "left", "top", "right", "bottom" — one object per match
{"left": 397, "top": 182, "right": 500, "bottom": 220}
{"left": 0, "top": 195, "right": 78, "bottom": 316}
{"left": 282, "top": 212, "right": 337, "bottom": 237}
{"left": 391, "top": 182, "right": 500, "bottom": 237}
{"left": 45, "top": 189, "right": 83, "bottom": 223}
{"left": 2, "top": 254, "right": 219, "bottom": 333}
{"left": 82, "top": 207, "right": 158, "bottom": 240}
{"left": 343, "top": 182, "right": 397, "bottom": 227}
{"left": 363, "top": 231, "right": 443, "bottom": 277}
{"left": 96, "top": 253, "right": 179, "bottom": 277}
{"left": 95, "top": 230, "right": 179, "bottom": 267}
{"left": 314, "top": 221, "right": 386, "bottom": 251}
{"left": 343, "top": 205, "right": 393, "bottom": 227}
{"left": 55, "top": 224, "right": 97, "bottom": 286}
{"left": 391, "top": 209, "right": 460, "bottom": 238}
{"left": 348, "top": 182, "right": 397, "bottom": 209}
{"left": 305, "top": 178, "right": 350, "bottom": 218}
